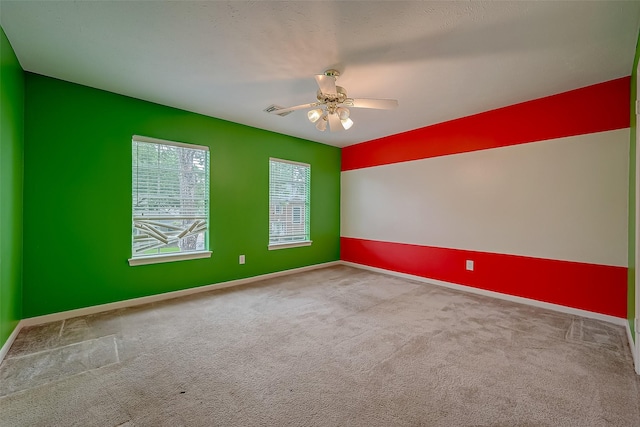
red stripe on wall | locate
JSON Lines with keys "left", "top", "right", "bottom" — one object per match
{"left": 342, "top": 77, "right": 631, "bottom": 171}
{"left": 341, "top": 237, "right": 627, "bottom": 318}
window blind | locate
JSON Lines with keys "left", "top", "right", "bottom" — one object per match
{"left": 269, "top": 158, "right": 310, "bottom": 245}
{"left": 132, "top": 136, "right": 210, "bottom": 258}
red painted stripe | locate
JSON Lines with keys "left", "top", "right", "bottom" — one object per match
{"left": 341, "top": 237, "right": 627, "bottom": 318}
{"left": 342, "top": 77, "right": 631, "bottom": 171}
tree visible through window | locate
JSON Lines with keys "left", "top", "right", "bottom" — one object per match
{"left": 131, "top": 136, "right": 210, "bottom": 262}
{"left": 269, "top": 158, "right": 310, "bottom": 247}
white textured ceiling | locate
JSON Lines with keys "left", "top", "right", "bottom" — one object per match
{"left": 1, "top": 1, "right": 639, "bottom": 147}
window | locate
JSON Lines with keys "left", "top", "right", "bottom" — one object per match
{"left": 129, "top": 135, "right": 211, "bottom": 266}
{"left": 269, "top": 158, "right": 311, "bottom": 249}
{"left": 292, "top": 206, "right": 302, "bottom": 224}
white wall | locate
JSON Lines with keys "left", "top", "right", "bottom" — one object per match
{"left": 342, "top": 129, "right": 629, "bottom": 267}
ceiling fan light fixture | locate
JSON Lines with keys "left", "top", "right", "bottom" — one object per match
{"left": 341, "top": 117, "right": 354, "bottom": 130}
{"left": 269, "top": 69, "right": 397, "bottom": 133}
{"left": 307, "top": 108, "right": 323, "bottom": 123}
{"left": 336, "top": 107, "right": 350, "bottom": 120}
{"left": 316, "top": 116, "right": 327, "bottom": 131}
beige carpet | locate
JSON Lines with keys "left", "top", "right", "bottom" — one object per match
{"left": 1, "top": 265, "right": 639, "bottom": 426}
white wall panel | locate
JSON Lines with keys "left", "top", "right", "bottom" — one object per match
{"left": 341, "top": 129, "right": 630, "bottom": 266}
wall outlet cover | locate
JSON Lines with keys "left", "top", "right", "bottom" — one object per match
{"left": 466, "top": 260, "right": 474, "bottom": 271}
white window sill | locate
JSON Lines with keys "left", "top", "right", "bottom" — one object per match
{"left": 268, "top": 241, "right": 312, "bottom": 250}
{"left": 129, "top": 251, "right": 212, "bottom": 266}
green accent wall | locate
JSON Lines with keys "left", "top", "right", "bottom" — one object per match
{"left": 629, "top": 29, "right": 640, "bottom": 341}
{"left": 23, "top": 73, "right": 340, "bottom": 317}
{"left": 0, "top": 27, "right": 24, "bottom": 347}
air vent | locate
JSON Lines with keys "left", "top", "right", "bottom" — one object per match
{"left": 264, "top": 105, "right": 293, "bottom": 117}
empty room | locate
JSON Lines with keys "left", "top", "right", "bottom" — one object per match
{"left": 1, "top": 1, "right": 640, "bottom": 426}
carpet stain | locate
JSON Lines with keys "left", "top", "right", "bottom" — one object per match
{"left": 0, "top": 335, "right": 120, "bottom": 396}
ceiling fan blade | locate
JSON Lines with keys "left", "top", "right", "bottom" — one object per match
{"left": 315, "top": 74, "right": 337, "bottom": 96}
{"left": 327, "top": 113, "right": 344, "bottom": 132}
{"left": 344, "top": 98, "right": 398, "bottom": 110}
{"left": 268, "top": 102, "right": 319, "bottom": 115}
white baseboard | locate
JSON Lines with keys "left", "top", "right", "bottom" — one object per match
{"left": 0, "top": 261, "right": 339, "bottom": 365}
{"left": 0, "top": 321, "right": 24, "bottom": 363}
{"left": 625, "top": 322, "right": 639, "bottom": 374}
{"left": 341, "top": 261, "right": 628, "bottom": 327}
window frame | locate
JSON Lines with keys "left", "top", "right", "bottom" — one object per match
{"left": 268, "top": 157, "right": 312, "bottom": 250}
{"left": 129, "top": 135, "right": 212, "bottom": 266}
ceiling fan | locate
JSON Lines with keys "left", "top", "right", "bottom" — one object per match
{"left": 268, "top": 69, "right": 398, "bottom": 132}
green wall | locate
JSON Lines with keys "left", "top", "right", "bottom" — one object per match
{"left": 629, "top": 29, "right": 640, "bottom": 341}
{"left": 23, "top": 73, "right": 340, "bottom": 317}
{"left": 0, "top": 27, "right": 24, "bottom": 347}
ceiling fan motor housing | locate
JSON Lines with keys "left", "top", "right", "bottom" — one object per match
{"left": 316, "top": 86, "right": 347, "bottom": 105}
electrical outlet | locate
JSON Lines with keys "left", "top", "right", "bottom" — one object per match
{"left": 239, "top": 255, "right": 245, "bottom": 265}
{"left": 465, "top": 260, "right": 474, "bottom": 271}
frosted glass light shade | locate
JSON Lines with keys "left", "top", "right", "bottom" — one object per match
{"left": 341, "top": 118, "right": 354, "bottom": 130}
{"left": 307, "top": 109, "right": 323, "bottom": 123}
{"left": 316, "top": 117, "right": 327, "bottom": 131}
{"left": 336, "top": 107, "right": 350, "bottom": 120}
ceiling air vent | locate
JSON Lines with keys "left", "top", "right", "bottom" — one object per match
{"left": 264, "top": 105, "right": 293, "bottom": 117}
